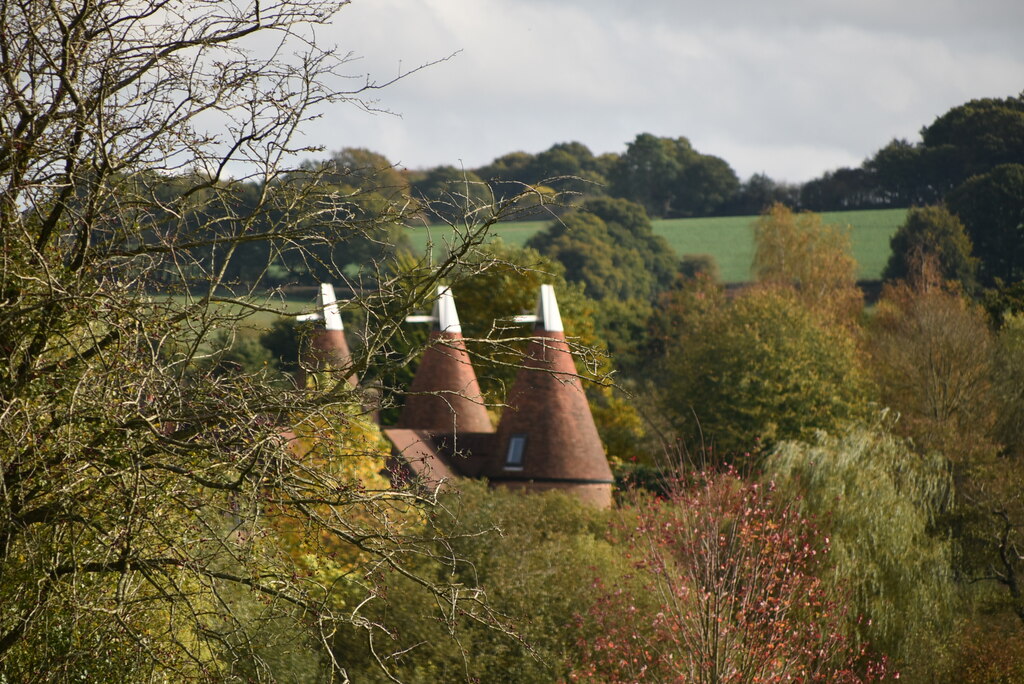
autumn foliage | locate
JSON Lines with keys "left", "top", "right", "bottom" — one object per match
{"left": 571, "top": 470, "right": 888, "bottom": 683}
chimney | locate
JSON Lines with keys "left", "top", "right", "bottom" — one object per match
{"left": 397, "top": 286, "right": 493, "bottom": 433}
{"left": 296, "top": 283, "right": 356, "bottom": 388}
{"left": 494, "top": 285, "right": 613, "bottom": 505}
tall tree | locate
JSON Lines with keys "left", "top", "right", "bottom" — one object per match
{"left": 410, "top": 165, "right": 491, "bottom": 225}
{"left": 867, "top": 273, "right": 997, "bottom": 461}
{"left": 573, "top": 470, "right": 889, "bottom": 683}
{"left": 752, "top": 203, "right": 863, "bottom": 323}
{"left": 0, "top": 0, "right": 515, "bottom": 678}
{"left": 947, "top": 163, "right": 1024, "bottom": 286}
{"left": 920, "top": 94, "right": 1024, "bottom": 189}
{"left": 731, "top": 172, "right": 800, "bottom": 214}
{"left": 882, "top": 205, "right": 980, "bottom": 292}
{"left": 609, "top": 133, "right": 739, "bottom": 217}
{"left": 865, "top": 138, "right": 940, "bottom": 206}
{"left": 659, "top": 287, "right": 873, "bottom": 455}
{"left": 608, "top": 133, "right": 682, "bottom": 217}
{"left": 526, "top": 197, "right": 677, "bottom": 302}
{"left": 799, "top": 166, "right": 878, "bottom": 211}
{"left": 767, "top": 422, "right": 957, "bottom": 678}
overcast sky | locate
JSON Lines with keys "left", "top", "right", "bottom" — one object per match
{"left": 299, "top": 0, "right": 1024, "bottom": 183}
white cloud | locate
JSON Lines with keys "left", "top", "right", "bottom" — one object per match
{"left": 291, "top": 0, "right": 1024, "bottom": 183}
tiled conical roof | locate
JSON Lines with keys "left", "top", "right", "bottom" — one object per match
{"left": 493, "top": 285, "right": 612, "bottom": 485}
{"left": 397, "top": 287, "right": 493, "bottom": 433}
{"left": 297, "top": 283, "right": 356, "bottom": 387}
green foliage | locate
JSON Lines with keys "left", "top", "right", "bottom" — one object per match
{"left": 731, "top": 172, "right": 801, "bottom": 214}
{"left": 766, "top": 421, "right": 957, "bottom": 676}
{"left": 983, "top": 280, "right": 1024, "bottom": 328}
{"left": 864, "top": 138, "right": 940, "bottom": 206}
{"left": 589, "top": 296, "right": 652, "bottom": 376}
{"left": 608, "top": 133, "right": 739, "bottom": 218}
{"left": 947, "top": 163, "right": 1024, "bottom": 287}
{"left": 821, "top": 94, "right": 1024, "bottom": 210}
{"left": 525, "top": 197, "right": 677, "bottom": 301}
{"left": 660, "top": 287, "right": 873, "bottom": 455}
{"left": 799, "top": 166, "right": 875, "bottom": 211}
{"left": 314, "top": 148, "right": 411, "bottom": 203}
{"left": 326, "top": 482, "right": 625, "bottom": 682}
{"left": 260, "top": 317, "right": 304, "bottom": 377}
{"left": 528, "top": 211, "right": 644, "bottom": 300}
{"left": 449, "top": 240, "right": 580, "bottom": 404}
{"left": 920, "top": 94, "right": 1024, "bottom": 189}
{"left": 475, "top": 140, "right": 611, "bottom": 201}
{"left": 883, "top": 205, "right": 980, "bottom": 292}
{"left": 409, "top": 165, "right": 492, "bottom": 225}
{"left": 203, "top": 328, "right": 276, "bottom": 377}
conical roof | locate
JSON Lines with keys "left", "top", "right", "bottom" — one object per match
{"left": 397, "top": 287, "right": 493, "bottom": 433}
{"left": 493, "top": 286, "right": 612, "bottom": 483}
{"left": 298, "top": 283, "right": 356, "bottom": 387}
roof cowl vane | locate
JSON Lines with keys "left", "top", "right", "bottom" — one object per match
{"left": 511, "top": 284, "right": 563, "bottom": 332}
{"left": 296, "top": 283, "right": 344, "bottom": 330}
{"left": 405, "top": 285, "right": 462, "bottom": 334}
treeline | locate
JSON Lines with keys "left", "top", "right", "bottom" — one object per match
{"left": 401, "top": 92, "right": 1024, "bottom": 218}
{"left": 164, "top": 93, "right": 1023, "bottom": 290}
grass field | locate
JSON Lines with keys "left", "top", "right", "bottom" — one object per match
{"left": 654, "top": 208, "right": 907, "bottom": 282}
{"left": 406, "top": 208, "right": 908, "bottom": 284}
{"left": 166, "top": 294, "right": 314, "bottom": 331}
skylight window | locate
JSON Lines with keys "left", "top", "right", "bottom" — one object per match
{"left": 505, "top": 435, "right": 527, "bottom": 470}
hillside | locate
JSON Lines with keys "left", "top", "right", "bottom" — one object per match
{"left": 406, "top": 207, "right": 907, "bottom": 283}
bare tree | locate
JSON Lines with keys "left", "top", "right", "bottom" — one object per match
{"left": 0, "top": 0, "right": 526, "bottom": 680}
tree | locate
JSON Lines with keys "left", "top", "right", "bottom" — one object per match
{"left": 608, "top": 133, "right": 681, "bottom": 217}
{"left": 799, "top": 167, "right": 877, "bottom": 211}
{"left": 659, "top": 287, "right": 873, "bottom": 456}
{"left": 532, "top": 141, "right": 610, "bottom": 196}
{"left": 474, "top": 141, "right": 610, "bottom": 207}
{"left": 864, "top": 139, "right": 938, "bottom": 206}
{"left": 867, "top": 278, "right": 1024, "bottom": 641}
{"left": 730, "top": 173, "right": 800, "bottom": 215}
{"left": 751, "top": 203, "right": 863, "bottom": 324}
{"left": 767, "top": 421, "right": 957, "bottom": 678}
{"left": 674, "top": 152, "right": 740, "bottom": 217}
{"left": 995, "top": 314, "right": 1024, "bottom": 459}
{"left": 571, "top": 470, "right": 888, "bottom": 683}
{"left": 410, "top": 165, "right": 491, "bottom": 225}
{"left": 526, "top": 197, "right": 677, "bottom": 301}
{"left": 609, "top": 133, "right": 739, "bottom": 218}
{"left": 920, "top": 94, "right": 1024, "bottom": 189}
{"left": 325, "top": 481, "right": 627, "bottom": 682}
{"left": 0, "top": 0, "right": 516, "bottom": 678}
{"left": 947, "top": 163, "right": 1024, "bottom": 286}
{"left": 288, "top": 147, "right": 414, "bottom": 282}
{"left": 882, "top": 205, "right": 980, "bottom": 292}
{"left": 448, "top": 240, "right": 652, "bottom": 462}
{"left": 867, "top": 274, "right": 998, "bottom": 460}
{"left": 476, "top": 151, "right": 536, "bottom": 187}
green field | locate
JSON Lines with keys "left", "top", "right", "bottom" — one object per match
{"left": 654, "top": 208, "right": 907, "bottom": 283}
{"left": 166, "top": 294, "right": 314, "bottom": 331}
{"left": 406, "top": 208, "right": 908, "bottom": 284}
